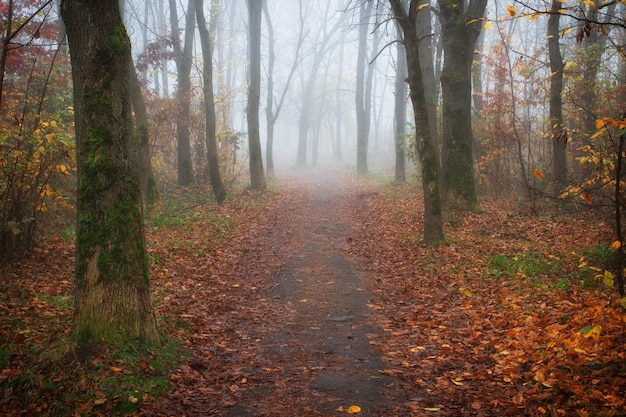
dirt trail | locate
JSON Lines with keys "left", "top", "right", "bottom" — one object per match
{"left": 138, "top": 169, "right": 404, "bottom": 416}
{"left": 217, "top": 170, "right": 402, "bottom": 416}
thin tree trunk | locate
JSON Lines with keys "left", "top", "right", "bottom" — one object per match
{"left": 169, "top": 0, "right": 195, "bottom": 186}
{"left": 472, "top": 28, "right": 485, "bottom": 113}
{"left": 577, "top": 3, "right": 616, "bottom": 178}
{"left": 197, "top": 0, "right": 226, "bottom": 202}
{"left": 61, "top": 0, "right": 159, "bottom": 346}
{"left": 0, "top": 0, "right": 14, "bottom": 112}
{"left": 128, "top": 57, "right": 161, "bottom": 215}
{"left": 263, "top": 0, "right": 303, "bottom": 177}
{"left": 417, "top": 0, "right": 439, "bottom": 164}
{"left": 548, "top": 0, "right": 567, "bottom": 194}
{"left": 355, "top": 0, "right": 373, "bottom": 175}
{"left": 335, "top": 36, "right": 345, "bottom": 162}
{"left": 394, "top": 23, "right": 407, "bottom": 183}
{"left": 247, "top": 0, "right": 265, "bottom": 191}
{"left": 296, "top": 7, "right": 342, "bottom": 167}
{"left": 389, "top": 0, "right": 444, "bottom": 244}
{"left": 264, "top": 0, "right": 276, "bottom": 177}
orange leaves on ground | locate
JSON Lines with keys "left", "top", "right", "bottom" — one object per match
{"left": 348, "top": 182, "right": 623, "bottom": 416}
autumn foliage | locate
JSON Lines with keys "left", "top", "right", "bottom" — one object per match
{"left": 2, "top": 172, "right": 625, "bottom": 415}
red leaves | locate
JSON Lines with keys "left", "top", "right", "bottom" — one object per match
{"left": 348, "top": 183, "right": 624, "bottom": 416}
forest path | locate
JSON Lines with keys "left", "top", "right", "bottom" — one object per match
{"left": 138, "top": 168, "right": 406, "bottom": 416}
{"left": 221, "top": 169, "right": 403, "bottom": 416}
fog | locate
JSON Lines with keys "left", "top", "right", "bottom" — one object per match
{"left": 121, "top": 0, "right": 401, "bottom": 177}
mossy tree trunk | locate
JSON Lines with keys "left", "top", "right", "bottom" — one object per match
{"left": 246, "top": 0, "right": 266, "bottom": 191}
{"left": 438, "top": 0, "right": 486, "bottom": 212}
{"left": 61, "top": 0, "right": 160, "bottom": 346}
{"left": 389, "top": 0, "right": 444, "bottom": 244}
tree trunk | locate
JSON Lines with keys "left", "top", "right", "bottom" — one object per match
{"left": 389, "top": 0, "right": 444, "bottom": 244}
{"left": 438, "top": 0, "right": 486, "bottom": 212}
{"left": 0, "top": 0, "right": 13, "bottom": 112}
{"left": 576, "top": 2, "right": 616, "bottom": 178}
{"left": 335, "top": 36, "right": 345, "bottom": 163}
{"left": 196, "top": 0, "right": 226, "bottom": 203}
{"left": 61, "top": 0, "right": 159, "bottom": 346}
{"left": 472, "top": 28, "right": 485, "bottom": 113}
{"left": 548, "top": 0, "right": 567, "bottom": 194}
{"left": 247, "top": 0, "right": 266, "bottom": 191}
{"left": 295, "top": 7, "right": 343, "bottom": 167}
{"left": 417, "top": 0, "right": 439, "bottom": 164}
{"left": 158, "top": 0, "right": 169, "bottom": 97}
{"left": 263, "top": 0, "right": 302, "bottom": 177}
{"left": 169, "top": 0, "right": 195, "bottom": 186}
{"left": 128, "top": 57, "right": 161, "bottom": 215}
{"left": 264, "top": 1, "right": 276, "bottom": 178}
{"left": 355, "top": 0, "right": 373, "bottom": 175}
{"left": 394, "top": 23, "right": 407, "bottom": 183}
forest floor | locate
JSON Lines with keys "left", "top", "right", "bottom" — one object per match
{"left": 2, "top": 168, "right": 626, "bottom": 416}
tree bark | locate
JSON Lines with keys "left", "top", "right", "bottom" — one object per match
{"left": 548, "top": 0, "right": 567, "bottom": 194}
{"left": 335, "top": 35, "right": 346, "bottom": 162}
{"left": 394, "top": 22, "right": 407, "bottom": 183}
{"left": 389, "top": 0, "right": 444, "bottom": 244}
{"left": 61, "top": 0, "right": 159, "bottom": 346}
{"left": 247, "top": 0, "right": 266, "bottom": 191}
{"left": 417, "top": 0, "right": 439, "bottom": 164}
{"left": 438, "top": 0, "right": 486, "bottom": 212}
{"left": 356, "top": 0, "right": 373, "bottom": 175}
{"left": 128, "top": 57, "right": 161, "bottom": 215}
{"left": 169, "top": 0, "right": 195, "bottom": 186}
{"left": 196, "top": 0, "right": 226, "bottom": 203}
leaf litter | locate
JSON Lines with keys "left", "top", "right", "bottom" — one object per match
{"left": 1, "top": 170, "right": 625, "bottom": 416}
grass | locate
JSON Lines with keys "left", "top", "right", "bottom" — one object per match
{"left": 2, "top": 332, "right": 185, "bottom": 416}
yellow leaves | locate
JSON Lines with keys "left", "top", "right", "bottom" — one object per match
{"left": 529, "top": 13, "right": 539, "bottom": 21}
{"left": 582, "top": 0, "right": 596, "bottom": 7}
{"left": 460, "top": 288, "right": 473, "bottom": 297}
{"left": 337, "top": 405, "right": 362, "bottom": 414}
{"left": 532, "top": 168, "right": 544, "bottom": 179}
{"left": 602, "top": 270, "right": 614, "bottom": 287}
{"left": 611, "top": 240, "right": 621, "bottom": 250}
{"left": 590, "top": 127, "right": 607, "bottom": 139}
{"left": 417, "top": 3, "right": 429, "bottom": 10}
{"left": 484, "top": 21, "right": 493, "bottom": 29}
{"left": 580, "top": 325, "right": 602, "bottom": 341}
{"left": 507, "top": 5, "right": 516, "bottom": 16}
{"left": 620, "top": 297, "right": 626, "bottom": 309}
